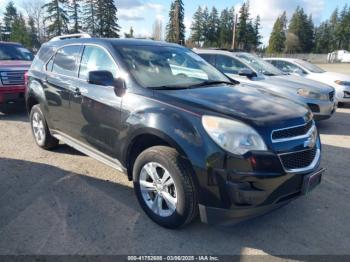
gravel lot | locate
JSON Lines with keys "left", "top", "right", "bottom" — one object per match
{"left": 0, "top": 71, "right": 350, "bottom": 257}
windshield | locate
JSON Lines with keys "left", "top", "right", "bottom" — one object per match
{"left": 236, "top": 53, "right": 284, "bottom": 76}
{"left": 114, "top": 45, "right": 230, "bottom": 89}
{"left": 0, "top": 44, "right": 34, "bottom": 61}
{"left": 295, "top": 60, "right": 325, "bottom": 73}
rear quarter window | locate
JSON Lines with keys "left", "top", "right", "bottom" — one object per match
{"left": 52, "top": 45, "right": 81, "bottom": 77}
{"left": 31, "top": 45, "right": 56, "bottom": 71}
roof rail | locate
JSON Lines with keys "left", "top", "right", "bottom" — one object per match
{"left": 49, "top": 33, "right": 91, "bottom": 42}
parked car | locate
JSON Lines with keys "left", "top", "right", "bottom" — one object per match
{"left": 0, "top": 41, "right": 33, "bottom": 113}
{"left": 195, "top": 50, "right": 336, "bottom": 120}
{"left": 265, "top": 58, "right": 350, "bottom": 105}
{"left": 26, "top": 36, "right": 324, "bottom": 228}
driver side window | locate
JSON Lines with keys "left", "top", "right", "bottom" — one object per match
{"left": 79, "top": 46, "right": 118, "bottom": 80}
{"left": 215, "top": 55, "right": 249, "bottom": 74}
{"left": 277, "top": 61, "right": 305, "bottom": 74}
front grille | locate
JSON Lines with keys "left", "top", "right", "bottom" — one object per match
{"left": 279, "top": 147, "right": 317, "bottom": 171}
{"left": 272, "top": 121, "right": 313, "bottom": 141}
{"left": 329, "top": 91, "right": 335, "bottom": 101}
{"left": 0, "top": 71, "right": 25, "bottom": 86}
{"left": 344, "top": 91, "right": 350, "bottom": 98}
{"left": 307, "top": 103, "right": 320, "bottom": 113}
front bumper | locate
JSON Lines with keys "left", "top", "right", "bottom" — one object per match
{"left": 335, "top": 86, "right": 350, "bottom": 103}
{"left": 199, "top": 168, "right": 325, "bottom": 225}
{"left": 0, "top": 86, "right": 25, "bottom": 105}
{"left": 307, "top": 100, "right": 337, "bottom": 120}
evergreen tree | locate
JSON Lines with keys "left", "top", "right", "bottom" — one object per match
{"left": 82, "top": 0, "right": 97, "bottom": 35}
{"left": 42, "top": 0, "right": 69, "bottom": 37}
{"left": 166, "top": 0, "right": 185, "bottom": 44}
{"left": 68, "top": 0, "right": 81, "bottom": 33}
{"left": 314, "top": 22, "right": 332, "bottom": 53}
{"left": 218, "top": 7, "right": 234, "bottom": 48}
{"left": 252, "top": 15, "right": 262, "bottom": 50}
{"left": 201, "top": 7, "right": 210, "bottom": 45}
{"left": 10, "top": 13, "right": 30, "bottom": 46}
{"left": 190, "top": 6, "right": 204, "bottom": 46}
{"left": 268, "top": 12, "right": 287, "bottom": 53}
{"left": 288, "top": 7, "right": 314, "bottom": 53}
{"left": 3, "top": 1, "right": 18, "bottom": 36}
{"left": 125, "top": 27, "right": 134, "bottom": 38}
{"left": 236, "top": 2, "right": 253, "bottom": 50}
{"left": 95, "top": 0, "right": 121, "bottom": 38}
{"left": 207, "top": 7, "right": 220, "bottom": 46}
{"left": 28, "top": 16, "right": 40, "bottom": 49}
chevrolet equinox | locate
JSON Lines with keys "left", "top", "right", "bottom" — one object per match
{"left": 25, "top": 36, "right": 324, "bottom": 228}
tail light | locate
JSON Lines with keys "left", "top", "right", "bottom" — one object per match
{"left": 24, "top": 71, "right": 29, "bottom": 91}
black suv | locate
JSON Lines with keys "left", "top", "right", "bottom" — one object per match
{"left": 26, "top": 37, "right": 324, "bottom": 228}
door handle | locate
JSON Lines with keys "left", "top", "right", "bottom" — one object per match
{"left": 73, "top": 88, "right": 81, "bottom": 97}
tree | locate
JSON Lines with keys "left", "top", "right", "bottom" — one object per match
{"left": 166, "top": 0, "right": 185, "bottom": 44}
{"left": 218, "top": 7, "right": 234, "bottom": 48}
{"left": 252, "top": 15, "right": 262, "bottom": 50}
{"left": 201, "top": 7, "right": 210, "bottom": 45}
{"left": 22, "top": 0, "right": 46, "bottom": 43}
{"left": 95, "top": 0, "right": 121, "bottom": 38}
{"left": 10, "top": 13, "right": 30, "bottom": 46}
{"left": 288, "top": 6, "right": 314, "bottom": 53}
{"left": 190, "top": 6, "right": 204, "bottom": 46}
{"left": 68, "top": 0, "right": 81, "bottom": 33}
{"left": 268, "top": 12, "right": 287, "bottom": 53}
{"left": 82, "top": 0, "right": 97, "bottom": 35}
{"left": 3, "top": 1, "right": 18, "bottom": 36}
{"left": 125, "top": 27, "right": 134, "bottom": 38}
{"left": 284, "top": 32, "right": 300, "bottom": 53}
{"left": 152, "top": 19, "right": 163, "bottom": 41}
{"left": 42, "top": 0, "right": 69, "bottom": 37}
{"left": 28, "top": 16, "right": 40, "bottom": 49}
{"left": 206, "top": 7, "right": 220, "bottom": 46}
{"left": 236, "top": 1, "right": 255, "bottom": 51}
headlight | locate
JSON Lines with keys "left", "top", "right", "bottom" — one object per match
{"left": 335, "top": 80, "right": 350, "bottom": 86}
{"left": 202, "top": 116, "right": 267, "bottom": 155}
{"left": 297, "top": 88, "right": 328, "bottom": 100}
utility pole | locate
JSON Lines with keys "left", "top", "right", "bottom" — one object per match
{"left": 231, "top": 13, "right": 238, "bottom": 50}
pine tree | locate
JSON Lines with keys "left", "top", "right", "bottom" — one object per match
{"left": 42, "top": 0, "right": 69, "bottom": 37}
{"left": 28, "top": 16, "right": 40, "bottom": 49}
{"left": 252, "top": 15, "right": 262, "bottom": 50}
{"left": 82, "top": 0, "right": 97, "bottom": 35}
{"left": 10, "top": 13, "right": 30, "bottom": 46}
{"left": 3, "top": 1, "right": 18, "bottom": 36}
{"left": 288, "top": 6, "right": 314, "bottom": 53}
{"left": 207, "top": 7, "right": 220, "bottom": 47}
{"left": 68, "top": 0, "right": 81, "bottom": 33}
{"left": 218, "top": 7, "right": 234, "bottom": 48}
{"left": 125, "top": 27, "right": 134, "bottom": 38}
{"left": 190, "top": 6, "right": 204, "bottom": 46}
{"left": 268, "top": 12, "right": 287, "bottom": 53}
{"left": 236, "top": 2, "right": 252, "bottom": 50}
{"left": 166, "top": 0, "right": 185, "bottom": 44}
{"left": 201, "top": 7, "right": 210, "bottom": 45}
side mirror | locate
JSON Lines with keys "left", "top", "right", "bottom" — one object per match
{"left": 88, "top": 70, "right": 115, "bottom": 86}
{"left": 88, "top": 70, "right": 126, "bottom": 97}
{"left": 238, "top": 68, "right": 257, "bottom": 79}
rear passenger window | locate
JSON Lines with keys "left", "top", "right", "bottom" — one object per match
{"left": 199, "top": 54, "right": 215, "bottom": 66}
{"left": 79, "top": 46, "right": 118, "bottom": 80}
{"left": 216, "top": 55, "right": 249, "bottom": 74}
{"left": 52, "top": 45, "right": 81, "bottom": 77}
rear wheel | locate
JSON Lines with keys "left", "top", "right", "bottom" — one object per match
{"left": 133, "top": 146, "right": 198, "bottom": 229}
{"left": 30, "top": 105, "right": 58, "bottom": 150}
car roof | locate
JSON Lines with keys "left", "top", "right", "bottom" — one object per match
{"left": 43, "top": 38, "right": 183, "bottom": 49}
{"left": 193, "top": 49, "right": 251, "bottom": 57}
{"left": 265, "top": 57, "right": 299, "bottom": 62}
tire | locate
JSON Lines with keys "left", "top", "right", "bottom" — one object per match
{"left": 133, "top": 146, "right": 198, "bottom": 229}
{"left": 30, "top": 104, "right": 59, "bottom": 150}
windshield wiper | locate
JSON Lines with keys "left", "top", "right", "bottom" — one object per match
{"left": 149, "top": 85, "right": 190, "bottom": 90}
{"left": 187, "top": 80, "right": 236, "bottom": 88}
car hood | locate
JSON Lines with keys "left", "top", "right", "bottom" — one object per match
{"left": 155, "top": 83, "right": 311, "bottom": 128}
{"left": 267, "top": 75, "right": 334, "bottom": 93}
{"left": 318, "top": 71, "right": 350, "bottom": 81}
{"left": 0, "top": 60, "right": 31, "bottom": 71}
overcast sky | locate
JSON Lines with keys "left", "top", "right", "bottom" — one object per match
{"left": 0, "top": 0, "right": 348, "bottom": 45}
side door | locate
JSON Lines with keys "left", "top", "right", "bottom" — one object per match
{"left": 70, "top": 45, "right": 122, "bottom": 158}
{"left": 45, "top": 44, "right": 82, "bottom": 134}
{"left": 214, "top": 55, "right": 252, "bottom": 81}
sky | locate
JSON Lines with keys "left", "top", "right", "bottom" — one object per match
{"left": 0, "top": 0, "right": 349, "bottom": 45}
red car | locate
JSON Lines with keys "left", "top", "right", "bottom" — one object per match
{"left": 0, "top": 42, "right": 33, "bottom": 113}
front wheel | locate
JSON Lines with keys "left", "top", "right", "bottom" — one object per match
{"left": 133, "top": 146, "right": 198, "bottom": 229}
